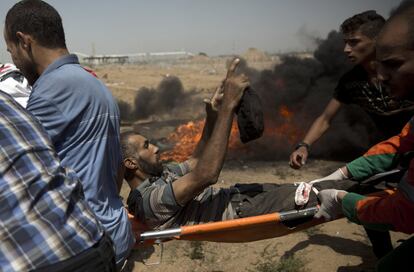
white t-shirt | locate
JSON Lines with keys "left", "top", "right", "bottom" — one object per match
{"left": 0, "top": 63, "right": 31, "bottom": 108}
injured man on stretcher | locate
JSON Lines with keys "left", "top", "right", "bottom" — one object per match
{"left": 122, "top": 127, "right": 385, "bottom": 230}
{"left": 122, "top": 60, "right": 386, "bottom": 231}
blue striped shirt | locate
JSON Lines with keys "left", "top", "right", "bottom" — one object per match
{"left": 0, "top": 91, "right": 103, "bottom": 271}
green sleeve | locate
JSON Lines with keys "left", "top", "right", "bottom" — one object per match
{"left": 342, "top": 193, "right": 365, "bottom": 224}
{"left": 346, "top": 153, "right": 397, "bottom": 181}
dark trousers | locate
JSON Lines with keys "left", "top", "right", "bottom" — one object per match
{"left": 376, "top": 235, "right": 414, "bottom": 272}
{"left": 229, "top": 183, "right": 394, "bottom": 258}
{"left": 364, "top": 227, "right": 393, "bottom": 259}
{"left": 35, "top": 232, "right": 117, "bottom": 272}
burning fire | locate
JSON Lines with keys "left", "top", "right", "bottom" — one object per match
{"left": 161, "top": 120, "right": 242, "bottom": 162}
{"left": 161, "top": 105, "right": 303, "bottom": 162}
{"left": 161, "top": 120, "right": 204, "bottom": 162}
{"left": 279, "top": 105, "right": 293, "bottom": 118}
{"left": 269, "top": 105, "right": 301, "bottom": 144}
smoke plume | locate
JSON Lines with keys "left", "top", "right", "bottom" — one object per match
{"left": 133, "top": 76, "right": 197, "bottom": 120}
{"left": 127, "top": 30, "right": 381, "bottom": 162}
{"left": 230, "top": 30, "right": 379, "bottom": 161}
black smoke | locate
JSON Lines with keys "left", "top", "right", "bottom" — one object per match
{"left": 120, "top": 75, "right": 197, "bottom": 120}
{"left": 229, "top": 30, "right": 379, "bottom": 161}
{"left": 124, "top": 30, "right": 381, "bottom": 162}
{"left": 134, "top": 76, "right": 184, "bottom": 119}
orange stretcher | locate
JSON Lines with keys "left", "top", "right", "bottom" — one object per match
{"left": 129, "top": 189, "right": 396, "bottom": 248}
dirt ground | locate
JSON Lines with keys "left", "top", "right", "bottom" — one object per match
{"left": 101, "top": 56, "right": 410, "bottom": 271}
{"left": 93, "top": 53, "right": 275, "bottom": 109}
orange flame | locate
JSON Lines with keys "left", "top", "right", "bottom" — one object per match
{"left": 161, "top": 120, "right": 242, "bottom": 162}
{"left": 161, "top": 105, "right": 303, "bottom": 161}
{"left": 269, "top": 105, "right": 301, "bottom": 144}
{"left": 279, "top": 105, "right": 293, "bottom": 119}
{"left": 161, "top": 120, "right": 204, "bottom": 162}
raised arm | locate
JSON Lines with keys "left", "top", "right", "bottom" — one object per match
{"left": 186, "top": 82, "right": 224, "bottom": 170}
{"left": 172, "top": 59, "right": 249, "bottom": 205}
{"left": 289, "top": 98, "right": 341, "bottom": 169}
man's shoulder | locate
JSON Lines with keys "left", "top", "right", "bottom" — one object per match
{"left": 164, "top": 161, "right": 190, "bottom": 176}
{"left": 136, "top": 176, "right": 168, "bottom": 194}
{"left": 46, "top": 66, "right": 101, "bottom": 89}
{"left": 31, "top": 65, "right": 115, "bottom": 111}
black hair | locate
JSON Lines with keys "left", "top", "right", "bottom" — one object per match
{"left": 388, "top": 0, "right": 414, "bottom": 49}
{"left": 5, "top": 0, "right": 66, "bottom": 49}
{"left": 120, "top": 130, "right": 139, "bottom": 159}
{"left": 340, "top": 10, "right": 385, "bottom": 38}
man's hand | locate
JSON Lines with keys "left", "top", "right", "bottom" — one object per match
{"left": 314, "top": 189, "right": 347, "bottom": 221}
{"left": 308, "top": 167, "right": 349, "bottom": 185}
{"left": 203, "top": 98, "right": 218, "bottom": 120}
{"left": 205, "top": 58, "right": 249, "bottom": 112}
{"left": 205, "top": 80, "right": 225, "bottom": 112}
{"left": 203, "top": 81, "right": 223, "bottom": 119}
{"left": 289, "top": 146, "right": 308, "bottom": 169}
{"left": 221, "top": 58, "right": 249, "bottom": 110}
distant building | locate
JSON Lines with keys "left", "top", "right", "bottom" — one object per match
{"left": 73, "top": 51, "right": 194, "bottom": 65}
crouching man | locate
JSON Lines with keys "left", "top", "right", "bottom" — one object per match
{"left": 315, "top": 2, "right": 414, "bottom": 270}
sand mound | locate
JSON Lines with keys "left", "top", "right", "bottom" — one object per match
{"left": 242, "top": 48, "right": 270, "bottom": 62}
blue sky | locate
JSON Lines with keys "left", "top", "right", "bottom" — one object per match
{"left": 0, "top": 0, "right": 399, "bottom": 61}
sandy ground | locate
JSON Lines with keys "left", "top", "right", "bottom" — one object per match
{"left": 104, "top": 58, "right": 410, "bottom": 271}
{"left": 94, "top": 55, "right": 275, "bottom": 107}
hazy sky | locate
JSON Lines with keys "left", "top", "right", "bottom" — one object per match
{"left": 0, "top": 0, "right": 399, "bottom": 61}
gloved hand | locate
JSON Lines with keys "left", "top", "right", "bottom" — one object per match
{"left": 309, "top": 168, "right": 348, "bottom": 185}
{"left": 314, "top": 189, "right": 347, "bottom": 221}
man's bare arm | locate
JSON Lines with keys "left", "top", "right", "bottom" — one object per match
{"left": 186, "top": 80, "right": 225, "bottom": 170}
{"left": 172, "top": 59, "right": 249, "bottom": 205}
{"left": 289, "top": 98, "right": 341, "bottom": 169}
{"left": 185, "top": 101, "right": 218, "bottom": 170}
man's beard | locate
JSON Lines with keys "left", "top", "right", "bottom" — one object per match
{"left": 18, "top": 61, "right": 38, "bottom": 86}
{"left": 138, "top": 157, "right": 163, "bottom": 176}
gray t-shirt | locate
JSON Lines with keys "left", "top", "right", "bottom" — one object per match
{"left": 127, "top": 162, "right": 235, "bottom": 230}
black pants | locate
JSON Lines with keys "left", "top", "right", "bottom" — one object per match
{"left": 230, "top": 182, "right": 393, "bottom": 258}
{"left": 376, "top": 235, "right": 414, "bottom": 272}
{"left": 230, "top": 180, "right": 360, "bottom": 217}
{"left": 35, "top": 232, "right": 117, "bottom": 272}
{"left": 365, "top": 227, "right": 393, "bottom": 259}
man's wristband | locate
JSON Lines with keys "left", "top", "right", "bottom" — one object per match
{"left": 295, "top": 142, "right": 310, "bottom": 151}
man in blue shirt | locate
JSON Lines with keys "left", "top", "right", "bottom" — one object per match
{"left": 0, "top": 90, "right": 116, "bottom": 271}
{"left": 4, "top": 0, "right": 134, "bottom": 266}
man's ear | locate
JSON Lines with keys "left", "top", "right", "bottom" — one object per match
{"left": 16, "top": 31, "right": 32, "bottom": 50}
{"left": 124, "top": 158, "right": 138, "bottom": 170}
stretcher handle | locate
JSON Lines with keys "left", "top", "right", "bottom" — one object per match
{"left": 278, "top": 207, "right": 318, "bottom": 222}
{"left": 139, "top": 227, "right": 182, "bottom": 242}
{"left": 139, "top": 207, "right": 319, "bottom": 241}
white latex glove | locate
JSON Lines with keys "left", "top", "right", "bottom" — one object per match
{"left": 314, "top": 189, "right": 347, "bottom": 221}
{"left": 309, "top": 168, "right": 348, "bottom": 185}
